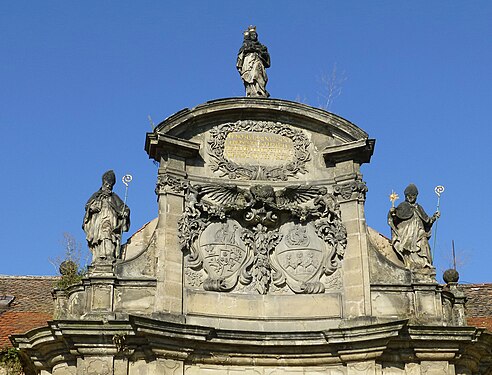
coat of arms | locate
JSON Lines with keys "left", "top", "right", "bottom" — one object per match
{"left": 179, "top": 182, "right": 346, "bottom": 294}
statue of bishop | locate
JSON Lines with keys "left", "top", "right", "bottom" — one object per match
{"left": 388, "top": 183, "right": 440, "bottom": 271}
{"left": 83, "top": 170, "right": 130, "bottom": 265}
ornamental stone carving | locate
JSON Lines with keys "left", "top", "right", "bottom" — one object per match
{"left": 155, "top": 173, "right": 189, "bottom": 195}
{"left": 208, "top": 120, "right": 311, "bottom": 181}
{"left": 199, "top": 220, "right": 249, "bottom": 291}
{"left": 179, "top": 182, "right": 346, "bottom": 294}
{"left": 333, "top": 179, "right": 368, "bottom": 201}
{"left": 271, "top": 223, "right": 328, "bottom": 294}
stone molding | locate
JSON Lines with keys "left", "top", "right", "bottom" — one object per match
{"left": 323, "top": 139, "right": 375, "bottom": 165}
{"left": 11, "top": 316, "right": 487, "bottom": 372}
{"left": 145, "top": 133, "right": 200, "bottom": 162}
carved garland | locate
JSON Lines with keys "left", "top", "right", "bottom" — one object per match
{"left": 208, "top": 120, "right": 311, "bottom": 181}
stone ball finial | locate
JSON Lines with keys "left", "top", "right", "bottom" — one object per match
{"left": 443, "top": 268, "right": 460, "bottom": 284}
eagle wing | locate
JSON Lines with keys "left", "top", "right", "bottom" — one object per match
{"left": 197, "top": 183, "right": 248, "bottom": 206}
{"left": 275, "top": 185, "right": 323, "bottom": 206}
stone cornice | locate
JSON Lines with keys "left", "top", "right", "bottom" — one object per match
{"left": 13, "top": 317, "right": 402, "bottom": 366}
{"left": 12, "top": 316, "right": 488, "bottom": 370}
{"left": 149, "top": 97, "right": 369, "bottom": 143}
{"left": 323, "top": 139, "right": 375, "bottom": 165}
{"left": 145, "top": 133, "right": 200, "bottom": 162}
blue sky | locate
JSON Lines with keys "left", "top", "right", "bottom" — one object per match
{"left": 1, "top": 2, "right": 491, "bottom": 283}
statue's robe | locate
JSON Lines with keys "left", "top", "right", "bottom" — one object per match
{"left": 236, "top": 42, "right": 270, "bottom": 97}
{"left": 390, "top": 201, "right": 433, "bottom": 269}
{"left": 83, "top": 190, "right": 130, "bottom": 260}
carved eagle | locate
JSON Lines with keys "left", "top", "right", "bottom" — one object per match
{"left": 197, "top": 183, "right": 252, "bottom": 207}
{"left": 196, "top": 183, "right": 323, "bottom": 208}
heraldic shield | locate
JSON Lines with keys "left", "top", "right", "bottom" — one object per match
{"left": 271, "top": 223, "right": 327, "bottom": 293}
{"left": 197, "top": 220, "right": 249, "bottom": 291}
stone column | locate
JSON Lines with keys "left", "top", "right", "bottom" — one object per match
{"left": 52, "top": 289, "right": 68, "bottom": 319}
{"left": 447, "top": 282, "right": 466, "bottom": 326}
{"left": 333, "top": 161, "right": 371, "bottom": 318}
{"left": 154, "top": 156, "right": 188, "bottom": 314}
{"left": 324, "top": 138, "right": 374, "bottom": 319}
{"left": 145, "top": 134, "right": 200, "bottom": 315}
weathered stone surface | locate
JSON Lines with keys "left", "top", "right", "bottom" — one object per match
{"left": 83, "top": 170, "right": 130, "bottom": 269}
{"left": 236, "top": 26, "right": 270, "bottom": 97}
{"left": 179, "top": 183, "right": 346, "bottom": 295}
{"left": 116, "top": 218, "right": 157, "bottom": 278}
{"left": 388, "top": 184, "right": 440, "bottom": 275}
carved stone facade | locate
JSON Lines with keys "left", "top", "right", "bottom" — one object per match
{"left": 208, "top": 120, "right": 311, "bottom": 180}
{"left": 334, "top": 178, "right": 368, "bottom": 201}
{"left": 155, "top": 172, "right": 189, "bottom": 195}
{"left": 12, "top": 98, "right": 491, "bottom": 375}
{"left": 179, "top": 183, "right": 345, "bottom": 294}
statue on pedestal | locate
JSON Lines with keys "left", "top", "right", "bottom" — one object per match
{"left": 236, "top": 25, "right": 271, "bottom": 97}
{"left": 388, "top": 184, "right": 440, "bottom": 271}
{"left": 83, "top": 170, "right": 130, "bottom": 265}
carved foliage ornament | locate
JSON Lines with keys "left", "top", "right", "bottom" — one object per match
{"left": 178, "top": 183, "right": 347, "bottom": 294}
{"left": 208, "top": 120, "right": 311, "bottom": 181}
{"left": 333, "top": 179, "right": 368, "bottom": 201}
{"left": 155, "top": 173, "right": 189, "bottom": 195}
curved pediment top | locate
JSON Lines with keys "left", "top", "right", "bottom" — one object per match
{"left": 154, "top": 97, "right": 369, "bottom": 143}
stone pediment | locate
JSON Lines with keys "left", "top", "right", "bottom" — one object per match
{"left": 146, "top": 98, "right": 375, "bottom": 181}
{"left": 151, "top": 97, "right": 369, "bottom": 141}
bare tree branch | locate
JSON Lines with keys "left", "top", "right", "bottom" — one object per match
{"left": 317, "top": 63, "right": 347, "bottom": 111}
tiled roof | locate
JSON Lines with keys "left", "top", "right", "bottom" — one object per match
{"left": 462, "top": 283, "right": 492, "bottom": 332}
{"left": 0, "top": 311, "right": 52, "bottom": 348}
{"left": 0, "top": 276, "right": 57, "bottom": 348}
{"left": 467, "top": 317, "right": 492, "bottom": 332}
{"left": 0, "top": 276, "right": 56, "bottom": 314}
